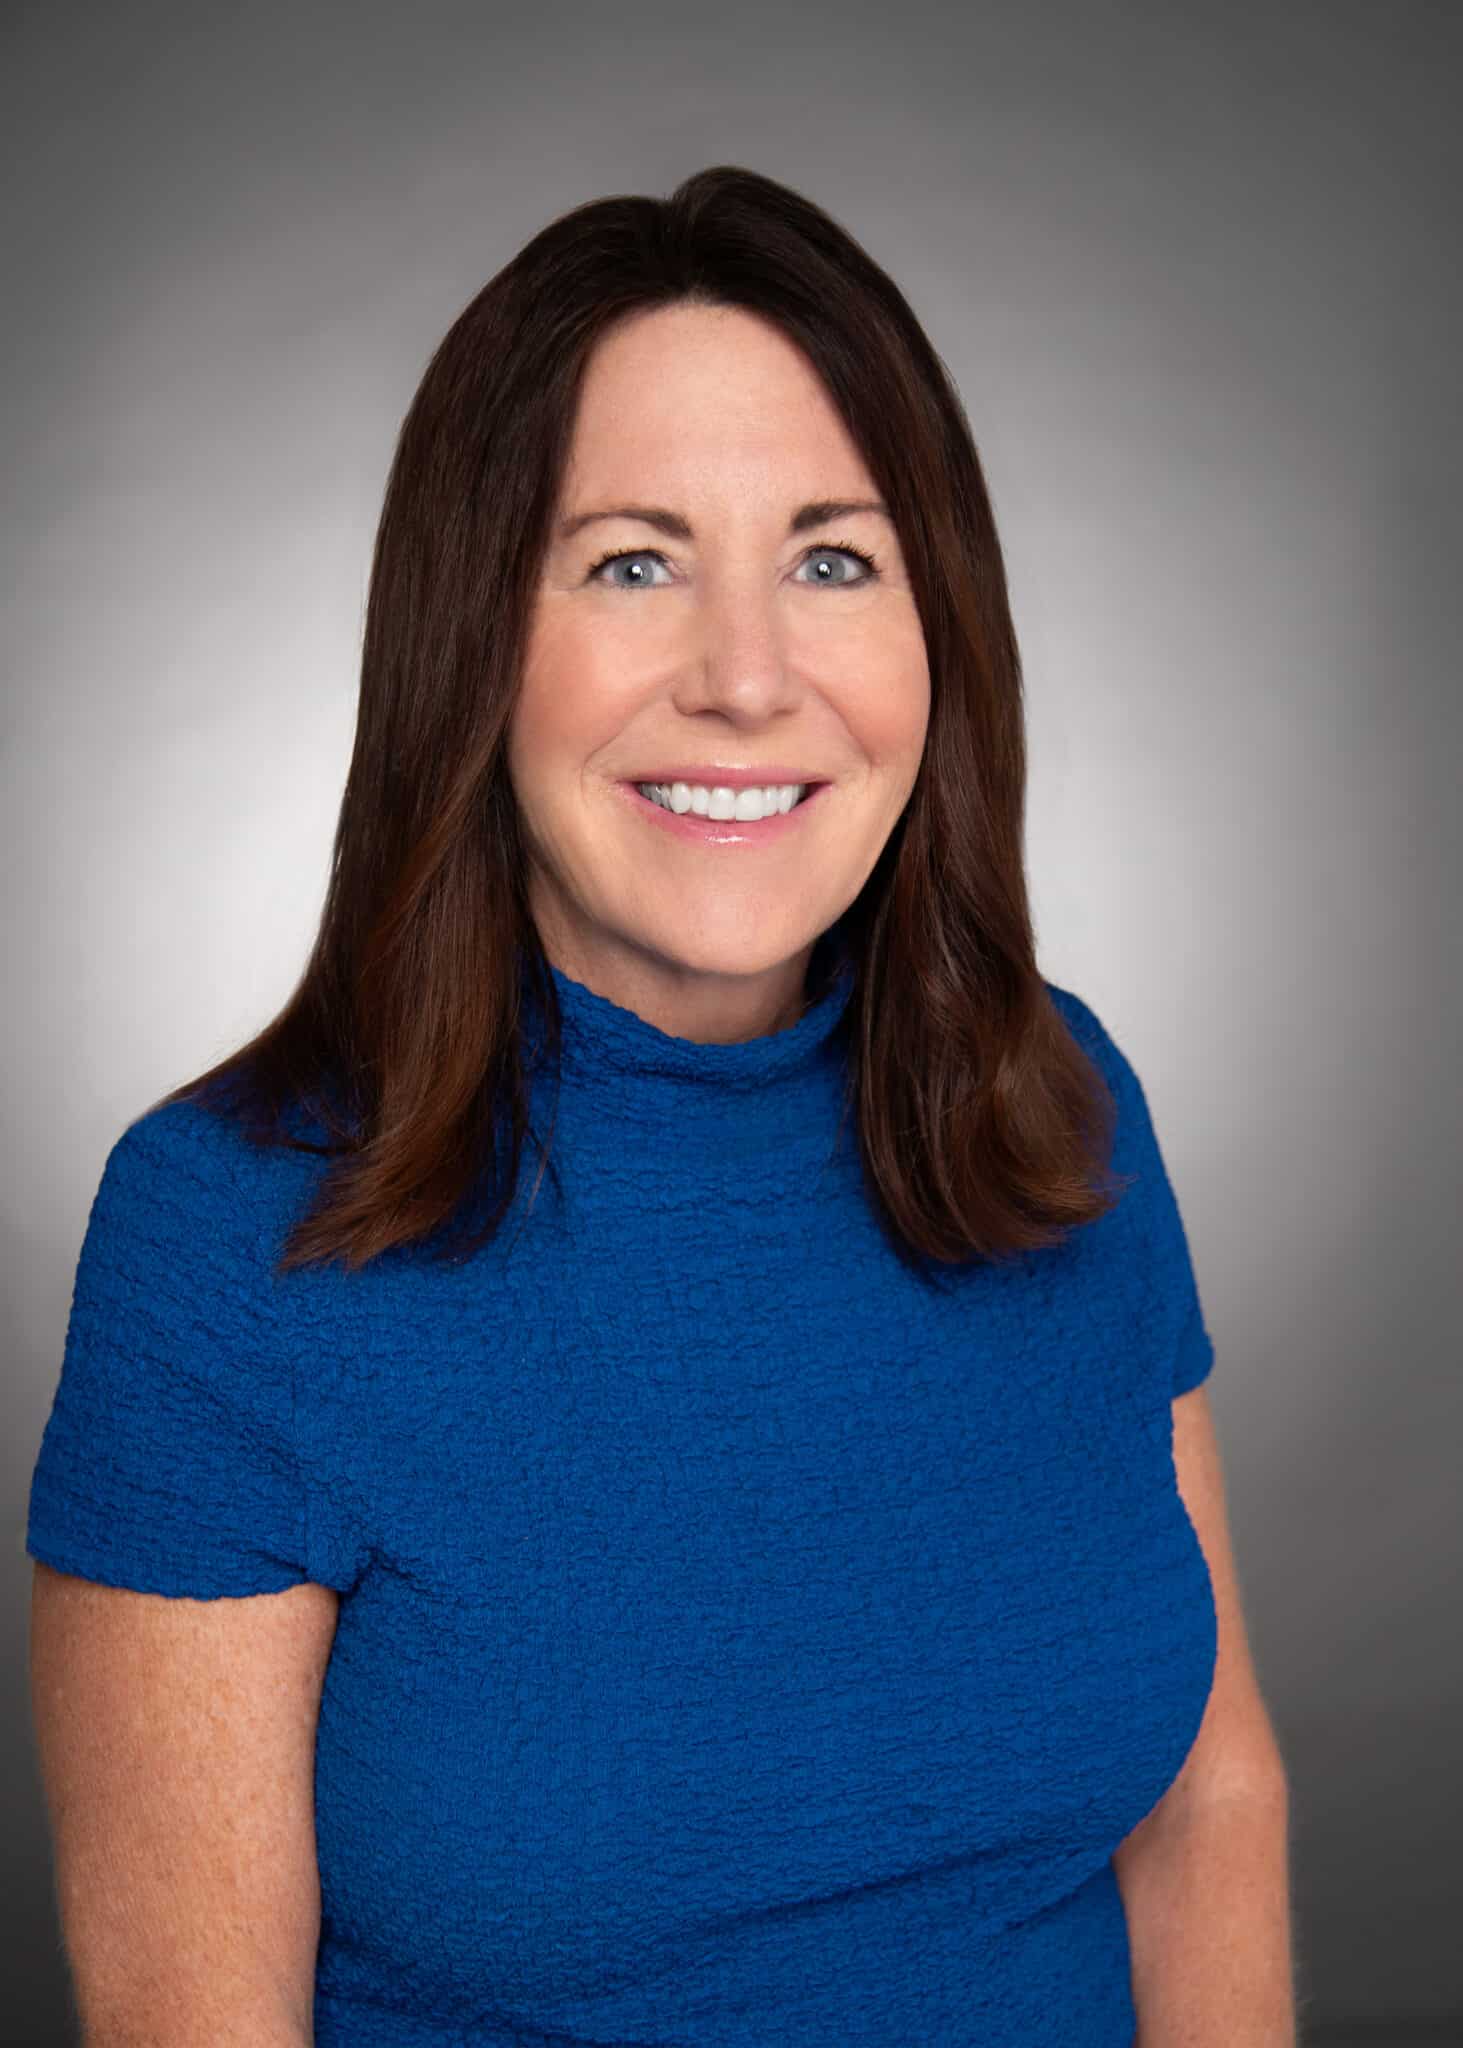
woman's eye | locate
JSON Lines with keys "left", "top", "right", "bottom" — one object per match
{"left": 796, "top": 545, "right": 878, "bottom": 586}
{"left": 586, "top": 549, "right": 673, "bottom": 589}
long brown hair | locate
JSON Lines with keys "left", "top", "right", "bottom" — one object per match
{"left": 161, "top": 163, "right": 1125, "bottom": 1276}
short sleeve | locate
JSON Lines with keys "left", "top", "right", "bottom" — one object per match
{"left": 1050, "top": 985, "right": 1216, "bottom": 1399}
{"left": 24, "top": 1102, "right": 318, "bottom": 1598}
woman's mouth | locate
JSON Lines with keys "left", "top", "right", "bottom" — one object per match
{"left": 617, "top": 778, "right": 828, "bottom": 844}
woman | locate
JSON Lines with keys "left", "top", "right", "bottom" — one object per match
{"left": 27, "top": 165, "right": 1293, "bottom": 2046}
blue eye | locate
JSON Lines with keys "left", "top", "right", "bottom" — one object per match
{"left": 796, "top": 543, "right": 880, "bottom": 585}
{"left": 585, "top": 549, "right": 674, "bottom": 589}
{"left": 585, "top": 540, "right": 881, "bottom": 589}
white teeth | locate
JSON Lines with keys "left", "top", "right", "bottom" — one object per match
{"left": 635, "top": 780, "right": 807, "bottom": 821}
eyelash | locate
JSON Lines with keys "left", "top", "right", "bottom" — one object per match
{"left": 584, "top": 538, "right": 881, "bottom": 586}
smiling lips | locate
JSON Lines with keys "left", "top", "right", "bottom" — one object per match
{"left": 623, "top": 765, "right": 828, "bottom": 824}
{"left": 636, "top": 780, "right": 809, "bottom": 821}
{"left": 621, "top": 777, "right": 828, "bottom": 841}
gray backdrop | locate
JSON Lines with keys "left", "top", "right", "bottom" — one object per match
{"left": 5, "top": 3, "right": 1459, "bottom": 2042}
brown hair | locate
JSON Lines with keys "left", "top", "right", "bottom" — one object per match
{"left": 161, "top": 163, "right": 1124, "bottom": 1276}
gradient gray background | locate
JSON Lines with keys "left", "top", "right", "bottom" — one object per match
{"left": 5, "top": 3, "right": 1459, "bottom": 2042}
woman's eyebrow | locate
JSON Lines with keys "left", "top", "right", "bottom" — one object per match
{"left": 556, "top": 499, "right": 891, "bottom": 542}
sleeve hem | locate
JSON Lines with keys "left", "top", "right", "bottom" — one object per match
{"left": 1172, "top": 1301, "right": 1215, "bottom": 1397}
{"left": 24, "top": 1527, "right": 309, "bottom": 1601}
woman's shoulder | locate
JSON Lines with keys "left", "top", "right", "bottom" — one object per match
{"left": 75, "top": 1101, "right": 254, "bottom": 1307}
{"left": 1041, "top": 977, "right": 1133, "bottom": 1089}
{"left": 32, "top": 1097, "right": 338, "bottom": 1597}
{"left": 87, "top": 1090, "right": 333, "bottom": 1287}
{"left": 102, "top": 1093, "right": 271, "bottom": 1203}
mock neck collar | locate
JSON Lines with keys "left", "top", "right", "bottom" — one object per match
{"left": 516, "top": 926, "right": 856, "bottom": 1109}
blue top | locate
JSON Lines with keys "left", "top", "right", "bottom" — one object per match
{"left": 26, "top": 956, "right": 1217, "bottom": 2047}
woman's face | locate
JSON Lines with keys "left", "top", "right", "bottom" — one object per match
{"left": 509, "top": 300, "right": 930, "bottom": 1036}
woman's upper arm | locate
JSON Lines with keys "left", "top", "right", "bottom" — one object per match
{"left": 29, "top": 1561, "right": 338, "bottom": 2044}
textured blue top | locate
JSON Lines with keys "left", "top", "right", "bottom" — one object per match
{"left": 26, "top": 956, "right": 1217, "bottom": 2047}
